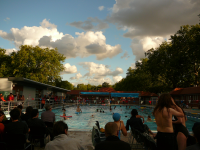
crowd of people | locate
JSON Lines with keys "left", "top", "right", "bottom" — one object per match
{"left": 0, "top": 93, "right": 199, "bottom": 150}
{"left": 95, "top": 93, "right": 199, "bottom": 150}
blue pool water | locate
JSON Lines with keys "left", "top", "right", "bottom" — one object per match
{"left": 45, "top": 105, "right": 197, "bottom": 132}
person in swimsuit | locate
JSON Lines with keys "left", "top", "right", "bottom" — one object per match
{"left": 172, "top": 103, "right": 189, "bottom": 150}
{"left": 76, "top": 105, "right": 82, "bottom": 113}
{"left": 112, "top": 113, "right": 127, "bottom": 139}
{"left": 153, "top": 94, "right": 184, "bottom": 150}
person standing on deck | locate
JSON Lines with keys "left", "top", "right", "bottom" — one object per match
{"left": 153, "top": 93, "right": 184, "bottom": 150}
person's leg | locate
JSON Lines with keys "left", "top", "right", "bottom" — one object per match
{"left": 177, "top": 132, "right": 187, "bottom": 150}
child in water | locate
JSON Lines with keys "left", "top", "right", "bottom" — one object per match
{"left": 147, "top": 115, "right": 152, "bottom": 121}
{"left": 62, "top": 112, "right": 69, "bottom": 120}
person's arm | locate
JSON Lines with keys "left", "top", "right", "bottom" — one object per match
{"left": 121, "top": 121, "right": 127, "bottom": 136}
{"left": 125, "top": 120, "right": 129, "bottom": 131}
{"left": 141, "top": 116, "right": 144, "bottom": 123}
{"left": 41, "top": 113, "right": 43, "bottom": 121}
{"left": 169, "top": 108, "right": 184, "bottom": 117}
{"left": 53, "top": 113, "right": 55, "bottom": 123}
{"left": 170, "top": 98, "right": 184, "bottom": 117}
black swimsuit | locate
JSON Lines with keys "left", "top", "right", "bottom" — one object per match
{"left": 173, "top": 116, "right": 189, "bottom": 138}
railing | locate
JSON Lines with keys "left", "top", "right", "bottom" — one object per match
{"left": 65, "top": 99, "right": 200, "bottom": 109}
{"left": 0, "top": 98, "right": 67, "bottom": 115}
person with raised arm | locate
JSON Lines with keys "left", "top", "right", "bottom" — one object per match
{"left": 153, "top": 93, "right": 184, "bottom": 150}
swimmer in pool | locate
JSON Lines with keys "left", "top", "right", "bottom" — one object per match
{"left": 110, "top": 106, "right": 112, "bottom": 111}
{"left": 91, "top": 115, "right": 94, "bottom": 118}
{"left": 62, "top": 108, "right": 66, "bottom": 112}
{"left": 114, "top": 106, "right": 116, "bottom": 109}
{"left": 147, "top": 115, "right": 152, "bottom": 121}
{"left": 76, "top": 105, "right": 82, "bottom": 113}
{"left": 96, "top": 109, "right": 99, "bottom": 112}
{"left": 62, "top": 113, "right": 69, "bottom": 120}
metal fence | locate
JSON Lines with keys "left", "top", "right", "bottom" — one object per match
{"left": 0, "top": 98, "right": 67, "bottom": 113}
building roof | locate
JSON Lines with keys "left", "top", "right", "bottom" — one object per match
{"left": 99, "top": 87, "right": 116, "bottom": 92}
{"left": 68, "top": 87, "right": 158, "bottom": 97}
{"left": 5, "top": 77, "right": 70, "bottom": 92}
{"left": 170, "top": 87, "right": 200, "bottom": 95}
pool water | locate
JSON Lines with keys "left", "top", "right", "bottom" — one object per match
{"left": 45, "top": 105, "right": 196, "bottom": 132}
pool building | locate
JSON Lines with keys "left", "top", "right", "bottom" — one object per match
{"left": 67, "top": 87, "right": 158, "bottom": 105}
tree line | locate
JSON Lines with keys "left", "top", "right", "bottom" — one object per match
{"left": 0, "top": 45, "right": 111, "bottom": 90}
{"left": 113, "top": 23, "right": 200, "bottom": 94}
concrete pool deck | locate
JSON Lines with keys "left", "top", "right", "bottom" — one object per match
{"left": 35, "top": 131, "right": 135, "bottom": 150}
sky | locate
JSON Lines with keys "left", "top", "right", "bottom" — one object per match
{"left": 0, "top": 0, "right": 199, "bottom": 86}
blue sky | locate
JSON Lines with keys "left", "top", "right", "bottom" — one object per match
{"left": 0, "top": 0, "right": 199, "bottom": 86}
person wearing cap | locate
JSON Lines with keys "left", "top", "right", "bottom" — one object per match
{"left": 113, "top": 113, "right": 127, "bottom": 139}
{"left": 95, "top": 122, "right": 131, "bottom": 150}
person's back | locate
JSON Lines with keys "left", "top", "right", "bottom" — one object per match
{"left": 153, "top": 94, "right": 184, "bottom": 150}
{"left": 126, "top": 109, "right": 145, "bottom": 133}
{"left": 95, "top": 122, "right": 131, "bottom": 150}
{"left": 45, "top": 121, "right": 83, "bottom": 150}
{"left": 21, "top": 106, "right": 33, "bottom": 123}
{"left": 113, "top": 113, "right": 127, "bottom": 139}
{"left": 41, "top": 104, "right": 55, "bottom": 123}
{"left": 5, "top": 108, "right": 28, "bottom": 135}
{"left": 27, "top": 109, "right": 46, "bottom": 128}
{"left": 155, "top": 107, "right": 174, "bottom": 133}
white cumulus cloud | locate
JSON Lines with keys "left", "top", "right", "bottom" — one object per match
{"left": 0, "top": 19, "right": 122, "bottom": 60}
{"left": 4, "top": 17, "right": 10, "bottom": 21}
{"left": 87, "top": 77, "right": 113, "bottom": 86}
{"left": 98, "top": 6, "right": 105, "bottom": 11}
{"left": 61, "top": 63, "right": 77, "bottom": 74}
{"left": 107, "top": 0, "right": 200, "bottom": 60}
{"left": 5, "top": 48, "right": 17, "bottom": 55}
{"left": 70, "top": 73, "right": 83, "bottom": 80}
{"left": 79, "top": 62, "right": 123, "bottom": 78}
{"left": 113, "top": 76, "right": 123, "bottom": 83}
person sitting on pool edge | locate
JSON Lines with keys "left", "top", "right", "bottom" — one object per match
{"left": 126, "top": 109, "right": 155, "bottom": 136}
{"left": 113, "top": 113, "right": 127, "bottom": 139}
{"left": 45, "top": 121, "right": 84, "bottom": 150}
{"left": 76, "top": 105, "right": 82, "bottom": 113}
{"left": 95, "top": 122, "right": 131, "bottom": 150}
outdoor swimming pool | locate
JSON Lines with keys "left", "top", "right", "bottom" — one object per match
{"left": 43, "top": 105, "right": 197, "bottom": 132}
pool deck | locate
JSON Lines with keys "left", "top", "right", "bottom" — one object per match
{"left": 34, "top": 131, "right": 144, "bottom": 150}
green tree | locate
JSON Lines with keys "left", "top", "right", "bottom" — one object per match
{"left": 55, "top": 79, "right": 74, "bottom": 90}
{"left": 102, "top": 82, "right": 110, "bottom": 87}
{"left": 0, "top": 48, "right": 13, "bottom": 77}
{"left": 76, "top": 84, "right": 87, "bottom": 90}
{"left": 11, "top": 45, "right": 66, "bottom": 84}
